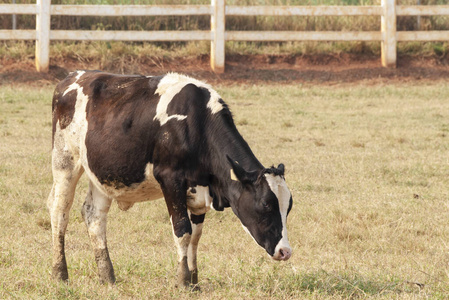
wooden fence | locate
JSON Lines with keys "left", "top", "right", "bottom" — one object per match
{"left": 0, "top": 0, "right": 448, "bottom": 73}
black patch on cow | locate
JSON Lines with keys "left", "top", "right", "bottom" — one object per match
{"left": 190, "top": 213, "right": 205, "bottom": 225}
{"left": 172, "top": 215, "right": 192, "bottom": 238}
{"left": 83, "top": 73, "right": 162, "bottom": 187}
{"left": 152, "top": 83, "right": 210, "bottom": 176}
{"left": 287, "top": 195, "right": 293, "bottom": 215}
{"left": 263, "top": 165, "right": 285, "bottom": 177}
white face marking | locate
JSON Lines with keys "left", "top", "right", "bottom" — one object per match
{"left": 242, "top": 224, "right": 258, "bottom": 245}
{"left": 153, "top": 73, "right": 224, "bottom": 126}
{"left": 264, "top": 174, "right": 292, "bottom": 256}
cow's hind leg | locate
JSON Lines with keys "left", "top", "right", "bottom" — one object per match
{"left": 48, "top": 137, "right": 84, "bottom": 281}
{"left": 81, "top": 181, "right": 115, "bottom": 284}
{"left": 188, "top": 213, "right": 205, "bottom": 287}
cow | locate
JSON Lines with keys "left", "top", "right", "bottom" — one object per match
{"left": 48, "top": 70, "right": 293, "bottom": 288}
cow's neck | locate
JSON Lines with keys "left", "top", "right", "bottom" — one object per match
{"left": 206, "top": 112, "right": 263, "bottom": 209}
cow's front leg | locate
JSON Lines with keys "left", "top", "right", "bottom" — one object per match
{"left": 188, "top": 213, "right": 205, "bottom": 286}
{"left": 81, "top": 182, "right": 115, "bottom": 284}
{"left": 157, "top": 171, "right": 193, "bottom": 287}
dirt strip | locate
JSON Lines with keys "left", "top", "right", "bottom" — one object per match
{"left": 1, "top": 53, "right": 449, "bottom": 86}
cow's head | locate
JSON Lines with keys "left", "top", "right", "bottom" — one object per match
{"left": 227, "top": 157, "right": 293, "bottom": 261}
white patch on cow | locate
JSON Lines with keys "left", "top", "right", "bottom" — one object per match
{"left": 170, "top": 216, "right": 192, "bottom": 262}
{"left": 82, "top": 182, "right": 112, "bottom": 250}
{"left": 102, "top": 163, "right": 164, "bottom": 209}
{"left": 55, "top": 71, "right": 91, "bottom": 173}
{"left": 206, "top": 89, "right": 223, "bottom": 115}
{"left": 187, "top": 185, "right": 212, "bottom": 215}
{"left": 154, "top": 73, "right": 223, "bottom": 126}
{"left": 63, "top": 71, "right": 85, "bottom": 96}
{"left": 264, "top": 173, "right": 292, "bottom": 259}
{"left": 187, "top": 214, "right": 204, "bottom": 271}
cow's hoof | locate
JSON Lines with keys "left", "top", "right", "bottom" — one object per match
{"left": 176, "top": 257, "right": 192, "bottom": 287}
{"left": 175, "top": 281, "right": 201, "bottom": 292}
{"left": 98, "top": 268, "right": 116, "bottom": 285}
{"left": 190, "top": 284, "right": 201, "bottom": 292}
{"left": 191, "top": 268, "right": 198, "bottom": 285}
{"left": 95, "top": 248, "right": 116, "bottom": 285}
{"left": 97, "top": 264, "right": 116, "bottom": 285}
{"left": 98, "top": 274, "right": 116, "bottom": 285}
{"left": 52, "top": 263, "right": 69, "bottom": 282}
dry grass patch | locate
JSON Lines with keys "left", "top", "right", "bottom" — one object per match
{"left": 1, "top": 82, "right": 449, "bottom": 298}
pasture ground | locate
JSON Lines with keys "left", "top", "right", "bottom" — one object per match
{"left": 1, "top": 51, "right": 449, "bottom": 86}
{"left": 1, "top": 57, "right": 449, "bottom": 299}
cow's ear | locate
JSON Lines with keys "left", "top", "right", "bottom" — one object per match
{"left": 226, "top": 156, "right": 257, "bottom": 183}
{"left": 277, "top": 163, "right": 285, "bottom": 175}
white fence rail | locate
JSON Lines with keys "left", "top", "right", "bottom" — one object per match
{"left": 0, "top": 0, "right": 448, "bottom": 73}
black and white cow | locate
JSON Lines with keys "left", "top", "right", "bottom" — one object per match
{"left": 48, "top": 71, "right": 293, "bottom": 287}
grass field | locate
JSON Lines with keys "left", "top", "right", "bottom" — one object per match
{"left": 1, "top": 81, "right": 449, "bottom": 299}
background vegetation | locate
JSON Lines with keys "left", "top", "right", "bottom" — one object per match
{"left": 0, "top": 0, "right": 448, "bottom": 60}
{"left": 1, "top": 82, "right": 449, "bottom": 298}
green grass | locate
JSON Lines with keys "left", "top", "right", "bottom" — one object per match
{"left": 1, "top": 82, "right": 449, "bottom": 298}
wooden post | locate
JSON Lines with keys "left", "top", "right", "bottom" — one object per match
{"left": 211, "top": 0, "right": 225, "bottom": 73}
{"left": 381, "top": 0, "right": 396, "bottom": 68}
{"left": 36, "top": 0, "right": 51, "bottom": 72}
{"left": 12, "top": 0, "right": 16, "bottom": 30}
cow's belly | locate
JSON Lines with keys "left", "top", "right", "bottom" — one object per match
{"left": 112, "top": 176, "right": 164, "bottom": 211}
{"left": 85, "top": 161, "right": 212, "bottom": 214}
{"left": 114, "top": 180, "right": 164, "bottom": 210}
{"left": 86, "top": 162, "right": 164, "bottom": 211}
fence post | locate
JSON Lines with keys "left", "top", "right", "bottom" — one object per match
{"left": 36, "top": 0, "right": 51, "bottom": 72}
{"left": 211, "top": 0, "right": 225, "bottom": 73}
{"left": 12, "top": 0, "right": 16, "bottom": 30}
{"left": 381, "top": 0, "right": 396, "bottom": 68}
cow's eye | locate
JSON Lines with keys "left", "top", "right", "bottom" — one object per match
{"left": 263, "top": 203, "right": 272, "bottom": 211}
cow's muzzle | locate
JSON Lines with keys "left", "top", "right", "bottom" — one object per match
{"left": 272, "top": 246, "right": 292, "bottom": 261}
